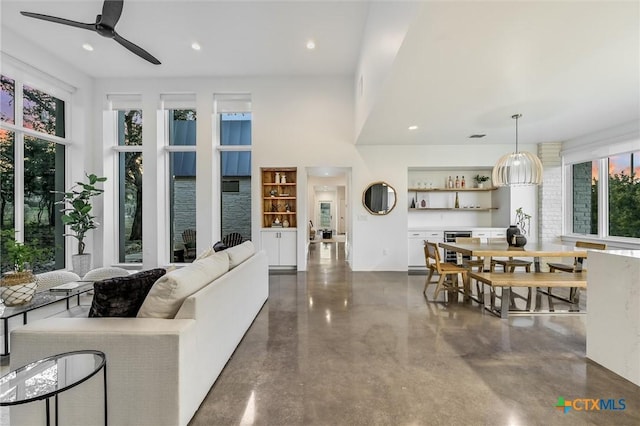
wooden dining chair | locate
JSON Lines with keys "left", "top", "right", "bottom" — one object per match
{"left": 547, "top": 241, "right": 607, "bottom": 273}
{"left": 423, "top": 241, "right": 468, "bottom": 301}
{"left": 455, "top": 237, "right": 485, "bottom": 302}
{"left": 547, "top": 241, "right": 606, "bottom": 302}
{"left": 488, "top": 237, "right": 532, "bottom": 273}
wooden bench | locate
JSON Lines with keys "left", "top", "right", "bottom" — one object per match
{"left": 468, "top": 272, "right": 587, "bottom": 318}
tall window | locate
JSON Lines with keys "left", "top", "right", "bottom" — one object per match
{"left": 116, "top": 109, "right": 143, "bottom": 263}
{"left": 568, "top": 150, "right": 640, "bottom": 240}
{"left": 167, "top": 108, "right": 196, "bottom": 262}
{"left": 608, "top": 151, "right": 640, "bottom": 238}
{"left": 216, "top": 94, "right": 252, "bottom": 244}
{"left": 0, "top": 74, "right": 66, "bottom": 273}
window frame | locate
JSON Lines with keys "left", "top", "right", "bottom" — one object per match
{"left": 161, "top": 97, "right": 198, "bottom": 263}
{"left": 106, "top": 96, "right": 144, "bottom": 266}
{"left": 564, "top": 151, "right": 640, "bottom": 246}
{"left": 0, "top": 71, "right": 70, "bottom": 271}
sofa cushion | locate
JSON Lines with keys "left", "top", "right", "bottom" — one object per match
{"left": 137, "top": 251, "right": 230, "bottom": 319}
{"left": 88, "top": 268, "right": 166, "bottom": 318}
{"left": 226, "top": 240, "right": 255, "bottom": 269}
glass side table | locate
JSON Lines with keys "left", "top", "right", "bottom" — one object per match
{"left": 0, "top": 350, "right": 107, "bottom": 426}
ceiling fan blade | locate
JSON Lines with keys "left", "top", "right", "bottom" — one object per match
{"left": 113, "top": 32, "right": 161, "bottom": 65}
{"left": 99, "top": 0, "right": 124, "bottom": 29}
{"left": 20, "top": 11, "right": 95, "bottom": 31}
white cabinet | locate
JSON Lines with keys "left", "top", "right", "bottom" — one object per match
{"left": 472, "top": 228, "right": 506, "bottom": 243}
{"left": 408, "top": 231, "right": 443, "bottom": 268}
{"left": 261, "top": 229, "right": 297, "bottom": 267}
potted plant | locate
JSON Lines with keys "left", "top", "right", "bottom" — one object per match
{"left": 515, "top": 207, "right": 532, "bottom": 236}
{"left": 0, "top": 230, "right": 48, "bottom": 305}
{"left": 56, "top": 173, "right": 107, "bottom": 277}
{"left": 473, "top": 174, "right": 490, "bottom": 188}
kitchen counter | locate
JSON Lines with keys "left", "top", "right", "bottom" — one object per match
{"left": 586, "top": 250, "right": 640, "bottom": 386}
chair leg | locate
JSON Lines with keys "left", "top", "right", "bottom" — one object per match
{"left": 525, "top": 265, "right": 531, "bottom": 273}
{"left": 423, "top": 268, "right": 435, "bottom": 294}
{"left": 433, "top": 274, "right": 447, "bottom": 301}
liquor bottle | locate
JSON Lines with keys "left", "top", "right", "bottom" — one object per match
{"left": 448, "top": 176, "right": 453, "bottom": 188}
{"left": 454, "top": 192, "right": 460, "bottom": 208}
{"left": 461, "top": 176, "right": 466, "bottom": 188}
{"left": 455, "top": 176, "right": 460, "bottom": 188}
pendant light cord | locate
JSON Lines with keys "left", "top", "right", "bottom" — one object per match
{"left": 512, "top": 113, "right": 522, "bottom": 154}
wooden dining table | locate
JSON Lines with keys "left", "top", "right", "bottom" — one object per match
{"left": 438, "top": 241, "right": 589, "bottom": 272}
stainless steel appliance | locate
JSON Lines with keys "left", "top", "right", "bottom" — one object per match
{"left": 443, "top": 230, "right": 472, "bottom": 263}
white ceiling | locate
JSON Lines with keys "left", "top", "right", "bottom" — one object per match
{"left": 2, "top": 1, "right": 639, "bottom": 146}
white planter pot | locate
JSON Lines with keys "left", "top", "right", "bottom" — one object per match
{"left": 477, "top": 183, "right": 484, "bottom": 189}
{"left": 72, "top": 254, "right": 92, "bottom": 278}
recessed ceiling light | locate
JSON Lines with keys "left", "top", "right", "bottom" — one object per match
{"left": 408, "top": 125, "right": 418, "bottom": 130}
{"left": 191, "top": 42, "right": 201, "bottom": 51}
{"left": 82, "top": 43, "right": 93, "bottom": 51}
{"left": 469, "top": 134, "right": 486, "bottom": 138}
{"left": 306, "top": 40, "right": 316, "bottom": 50}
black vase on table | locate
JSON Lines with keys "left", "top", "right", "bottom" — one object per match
{"left": 513, "top": 234, "right": 527, "bottom": 247}
{"left": 506, "top": 225, "right": 521, "bottom": 247}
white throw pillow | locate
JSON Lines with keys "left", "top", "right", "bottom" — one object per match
{"left": 195, "top": 247, "right": 215, "bottom": 261}
{"left": 226, "top": 240, "right": 255, "bottom": 269}
{"left": 137, "top": 251, "right": 230, "bottom": 318}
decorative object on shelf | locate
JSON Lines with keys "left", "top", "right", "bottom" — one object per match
{"left": 283, "top": 219, "right": 290, "bottom": 228}
{"left": 270, "top": 189, "right": 278, "bottom": 197}
{"left": 275, "top": 172, "right": 280, "bottom": 184}
{"left": 410, "top": 197, "right": 416, "bottom": 209}
{"left": 285, "top": 203, "right": 291, "bottom": 212}
{"left": 55, "top": 173, "right": 107, "bottom": 277}
{"left": 461, "top": 176, "right": 466, "bottom": 188}
{"left": 447, "top": 176, "right": 454, "bottom": 188}
{"left": 473, "top": 174, "right": 490, "bottom": 188}
{"left": 515, "top": 207, "right": 532, "bottom": 236}
{"left": 454, "top": 192, "right": 460, "bottom": 208}
{"left": 363, "top": 181, "right": 397, "bottom": 215}
{"left": 492, "top": 114, "right": 543, "bottom": 186}
{"left": 281, "top": 174, "right": 287, "bottom": 184}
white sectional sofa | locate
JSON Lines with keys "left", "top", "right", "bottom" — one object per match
{"left": 9, "top": 243, "right": 269, "bottom": 426}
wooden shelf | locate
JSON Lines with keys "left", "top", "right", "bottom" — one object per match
{"left": 408, "top": 187, "right": 496, "bottom": 192}
{"left": 409, "top": 207, "right": 496, "bottom": 211}
{"left": 261, "top": 167, "right": 297, "bottom": 228}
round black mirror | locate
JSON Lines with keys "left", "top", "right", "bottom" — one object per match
{"left": 362, "top": 181, "right": 397, "bottom": 215}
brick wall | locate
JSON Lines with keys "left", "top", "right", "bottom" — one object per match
{"left": 538, "top": 143, "right": 563, "bottom": 243}
{"left": 572, "top": 162, "right": 593, "bottom": 234}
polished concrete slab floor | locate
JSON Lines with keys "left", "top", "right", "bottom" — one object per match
{"left": 191, "top": 241, "right": 638, "bottom": 425}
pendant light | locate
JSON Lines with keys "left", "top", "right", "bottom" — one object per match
{"left": 492, "top": 114, "right": 543, "bottom": 186}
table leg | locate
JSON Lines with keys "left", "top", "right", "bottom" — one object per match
{"left": 2, "top": 318, "right": 8, "bottom": 356}
{"left": 534, "top": 256, "right": 541, "bottom": 272}
{"left": 103, "top": 363, "right": 108, "bottom": 426}
{"left": 500, "top": 288, "right": 510, "bottom": 319}
{"left": 45, "top": 397, "right": 50, "bottom": 426}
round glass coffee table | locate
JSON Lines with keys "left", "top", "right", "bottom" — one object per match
{"left": 0, "top": 350, "right": 107, "bottom": 426}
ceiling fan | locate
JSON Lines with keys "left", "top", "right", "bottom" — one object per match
{"left": 20, "top": 0, "right": 161, "bottom": 65}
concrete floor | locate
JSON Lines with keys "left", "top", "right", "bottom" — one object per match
{"left": 189, "top": 241, "right": 640, "bottom": 425}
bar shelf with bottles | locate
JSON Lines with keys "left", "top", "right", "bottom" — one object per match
{"left": 409, "top": 175, "right": 497, "bottom": 211}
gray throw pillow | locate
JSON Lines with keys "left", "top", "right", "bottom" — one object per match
{"left": 88, "top": 268, "right": 166, "bottom": 317}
